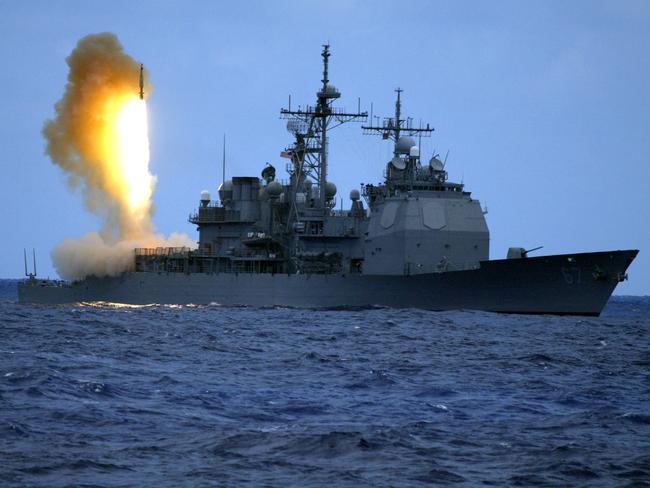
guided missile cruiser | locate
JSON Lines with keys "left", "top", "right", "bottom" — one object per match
{"left": 139, "top": 63, "right": 144, "bottom": 100}
{"left": 18, "top": 45, "right": 638, "bottom": 315}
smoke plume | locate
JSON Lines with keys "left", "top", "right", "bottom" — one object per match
{"left": 51, "top": 232, "right": 193, "bottom": 280}
{"left": 43, "top": 33, "right": 194, "bottom": 280}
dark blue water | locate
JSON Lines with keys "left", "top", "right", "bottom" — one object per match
{"left": 1, "top": 279, "right": 649, "bottom": 487}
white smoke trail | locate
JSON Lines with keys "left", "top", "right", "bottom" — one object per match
{"left": 52, "top": 232, "right": 194, "bottom": 281}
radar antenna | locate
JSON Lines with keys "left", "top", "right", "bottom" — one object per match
{"left": 24, "top": 248, "right": 36, "bottom": 279}
{"left": 221, "top": 133, "right": 226, "bottom": 192}
{"left": 362, "top": 88, "right": 434, "bottom": 158}
{"left": 280, "top": 44, "right": 367, "bottom": 209}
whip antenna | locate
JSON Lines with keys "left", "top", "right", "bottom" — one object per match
{"left": 222, "top": 133, "right": 226, "bottom": 190}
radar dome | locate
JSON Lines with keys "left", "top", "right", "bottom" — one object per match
{"left": 319, "top": 83, "right": 340, "bottom": 98}
{"left": 349, "top": 189, "right": 360, "bottom": 201}
{"left": 409, "top": 146, "right": 420, "bottom": 157}
{"left": 200, "top": 190, "right": 211, "bottom": 202}
{"left": 325, "top": 182, "right": 337, "bottom": 198}
{"left": 218, "top": 180, "right": 233, "bottom": 202}
{"left": 218, "top": 180, "right": 233, "bottom": 192}
{"left": 261, "top": 164, "right": 276, "bottom": 182}
{"left": 267, "top": 180, "right": 283, "bottom": 197}
{"left": 286, "top": 119, "right": 306, "bottom": 134}
{"left": 390, "top": 155, "right": 406, "bottom": 170}
{"left": 429, "top": 156, "right": 444, "bottom": 171}
{"left": 395, "top": 136, "right": 416, "bottom": 154}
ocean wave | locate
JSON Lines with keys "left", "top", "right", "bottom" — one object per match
{"left": 1, "top": 287, "right": 649, "bottom": 486}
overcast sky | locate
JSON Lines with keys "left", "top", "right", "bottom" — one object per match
{"left": 0, "top": 0, "right": 648, "bottom": 294}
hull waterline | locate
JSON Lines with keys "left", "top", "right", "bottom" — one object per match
{"left": 18, "top": 250, "right": 638, "bottom": 316}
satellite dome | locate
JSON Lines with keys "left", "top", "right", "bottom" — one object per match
{"left": 218, "top": 180, "right": 233, "bottom": 192}
{"left": 395, "top": 136, "right": 416, "bottom": 154}
{"left": 349, "top": 189, "right": 360, "bottom": 201}
{"left": 286, "top": 119, "right": 306, "bottom": 134}
{"left": 200, "top": 190, "right": 211, "bottom": 202}
{"left": 429, "top": 156, "right": 444, "bottom": 171}
{"left": 267, "top": 180, "right": 283, "bottom": 197}
{"left": 390, "top": 155, "right": 406, "bottom": 170}
{"left": 325, "top": 181, "right": 337, "bottom": 198}
{"left": 218, "top": 179, "right": 233, "bottom": 202}
{"left": 409, "top": 146, "right": 420, "bottom": 158}
{"left": 261, "top": 164, "right": 276, "bottom": 182}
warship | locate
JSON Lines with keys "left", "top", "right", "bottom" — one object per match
{"left": 19, "top": 45, "right": 638, "bottom": 315}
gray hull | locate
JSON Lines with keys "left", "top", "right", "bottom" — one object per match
{"left": 18, "top": 250, "right": 638, "bottom": 316}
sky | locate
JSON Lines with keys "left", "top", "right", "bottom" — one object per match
{"left": 0, "top": 0, "right": 648, "bottom": 295}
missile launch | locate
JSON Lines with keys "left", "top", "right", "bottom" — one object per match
{"left": 41, "top": 33, "right": 194, "bottom": 280}
{"left": 139, "top": 63, "right": 144, "bottom": 100}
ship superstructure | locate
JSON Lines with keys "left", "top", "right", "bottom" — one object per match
{"left": 174, "top": 45, "right": 369, "bottom": 276}
{"left": 136, "top": 45, "right": 489, "bottom": 279}
{"left": 360, "top": 87, "right": 489, "bottom": 275}
{"left": 19, "top": 46, "right": 638, "bottom": 315}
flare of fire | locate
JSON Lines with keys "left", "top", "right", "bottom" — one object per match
{"left": 43, "top": 33, "right": 193, "bottom": 280}
{"left": 114, "top": 97, "right": 153, "bottom": 225}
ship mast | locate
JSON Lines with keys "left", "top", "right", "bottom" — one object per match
{"left": 362, "top": 89, "right": 435, "bottom": 188}
{"left": 394, "top": 87, "right": 402, "bottom": 145}
{"left": 319, "top": 45, "right": 330, "bottom": 209}
{"left": 281, "top": 44, "right": 367, "bottom": 210}
{"left": 362, "top": 88, "right": 434, "bottom": 156}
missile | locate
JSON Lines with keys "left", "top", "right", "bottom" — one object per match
{"left": 139, "top": 63, "right": 144, "bottom": 99}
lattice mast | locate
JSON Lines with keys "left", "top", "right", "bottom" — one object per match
{"left": 281, "top": 44, "right": 367, "bottom": 210}
{"left": 362, "top": 88, "right": 434, "bottom": 156}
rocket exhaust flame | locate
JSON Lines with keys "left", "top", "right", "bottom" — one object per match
{"left": 115, "top": 98, "right": 152, "bottom": 213}
{"left": 43, "top": 33, "right": 193, "bottom": 281}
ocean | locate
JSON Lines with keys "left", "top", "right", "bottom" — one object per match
{"left": 1, "top": 279, "right": 649, "bottom": 487}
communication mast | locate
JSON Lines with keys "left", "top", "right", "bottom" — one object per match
{"left": 362, "top": 88, "right": 434, "bottom": 156}
{"left": 281, "top": 44, "right": 367, "bottom": 210}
